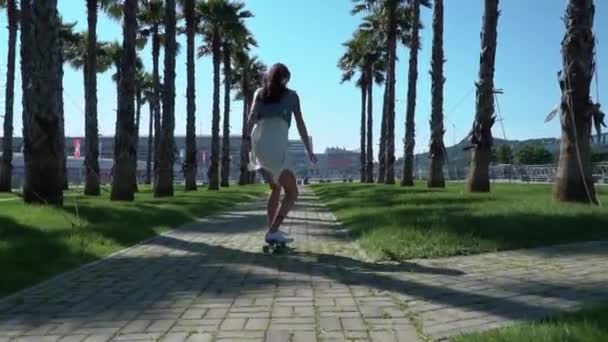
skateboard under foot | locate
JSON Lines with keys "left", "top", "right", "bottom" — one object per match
{"left": 262, "top": 241, "right": 288, "bottom": 254}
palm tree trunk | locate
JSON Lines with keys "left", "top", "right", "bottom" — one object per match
{"left": 111, "top": 0, "right": 137, "bottom": 201}
{"left": 428, "top": 0, "right": 446, "bottom": 188}
{"left": 58, "top": 43, "right": 67, "bottom": 191}
{"left": 0, "top": 0, "right": 18, "bottom": 192}
{"left": 24, "top": 0, "right": 63, "bottom": 205}
{"left": 466, "top": 0, "right": 499, "bottom": 193}
{"left": 133, "top": 87, "right": 142, "bottom": 192}
{"left": 208, "top": 27, "right": 221, "bottom": 191}
{"left": 19, "top": 0, "right": 32, "bottom": 187}
{"left": 152, "top": 24, "right": 161, "bottom": 186}
{"left": 359, "top": 84, "right": 367, "bottom": 183}
{"left": 154, "top": 0, "right": 176, "bottom": 197}
{"left": 239, "top": 87, "right": 250, "bottom": 185}
{"left": 366, "top": 74, "right": 374, "bottom": 183}
{"left": 221, "top": 43, "right": 232, "bottom": 187}
{"left": 402, "top": 0, "right": 421, "bottom": 187}
{"left": 554, "top": 0, "right": 597, "bottom": 204}
{"left": 145, "top": 101, "right": 153, "bottom": 184}
{"left": 184, "top": 0, "right": 197, "bottom": 191}
{"left": 384, "top": 0, "right": 398, "bottom": 184}
{"left": 377, "top": 84, "right": 388, "bottom": 183}
{"left": 84, "top": 0, "right": 100, "bottom": 196}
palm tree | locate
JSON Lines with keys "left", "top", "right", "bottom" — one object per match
{"left": 23, "top": 0, "right": 63, "bottom": 205}
{"left": 19, "top": 0, "right": 32, "bottom": 191}
{"left": 339, "top": 32, "right": 370, "bottom": 183}
{"left": 232, "top": 53, "right": 266, "bottom": 185}
{"left": 0, "top": 0, "right": 18, "bottom": 192}
{"left": 554, "top": 0, "right": 603, "bottom": 204}
{"left": 133, "top": 62, "right": 147, "bottom": 192}
{"left": 111, "top": 0, "right": 138, "bottom": 201}
{"left": 179, "top": 0, "right": 198, "bottom": 191}
{"left": 427, "top": 0, "right": 446, "bottom": 188}
{"left": 352, "top": 2, "right": 419, "bottom": 183}
{"left": 58, "top": 21, "right": 82, "bottom": 191}
{"left": 357, "top": 15, "right": 388, "bottom": 183}
{"left": 353, "top": 0, "right": 427, "bottom": 184}
{"left": 465, "top": 0, "right": 499, "bottom": 193}
{"left": 140, "top": 72, "right": 155, "bottom": 185}
{"left": 401, "top": 0, "right": 422, "bottom": 186}
{"left": 84, "top": 0, "right": 99, "bottom": 195}
{"left": 220, "top": 7, "right": 255, "bottom": 187}
{"left": 138, "top": 0, "right": 164, "bottom": 183}
{"left": 197, "top": 0, "right": 252, "bottom": 190}
{"left": 154, "top": 0, "right": 177, "bottom": 197}
{"left": 340, "top": 38, "right": 386, "bottom": 184}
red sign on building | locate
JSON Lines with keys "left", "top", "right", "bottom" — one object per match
{"left": 73, "top": 139, "right": 81, "bottom": 158}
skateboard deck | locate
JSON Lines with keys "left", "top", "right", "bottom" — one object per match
{"left": 263, "top": 241, "right": 288, "bottom": 254}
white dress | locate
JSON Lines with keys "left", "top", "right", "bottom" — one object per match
{"left": 249, "top": 88, "right": 297, "bottom": 184}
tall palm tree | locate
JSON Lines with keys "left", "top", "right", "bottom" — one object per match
{"left": 19, "top": 0, "right": 32, "bottom": 191}
{"left": 138, "top": 0, "right": 165, "bottom": 183}
{"left": 554, "top": 0, "right": 603, "bottom": 204}
{"left": 140, "top": 72, "right": 155, "bottom": 185}
{"left": 465, "top": 0, "right": 499, "bottom": 193}
{"left": 58, "top": 21, "right": 82, "bottom": 191}
{"left": 353, "top": 0, "right": 427, "bottom": 184}
{"left": 232, "top": 53, "right": 265, "bottom": 185}
{"left": 220, "top": 8, "right": 255, "bottom": 187}
{"left": 84, "top": 0, "right": 99, "bottom": 195}
{"left": 338, "top": 29, "right": 386, "bottom": 183}
{"left": 111, "top": 0, "right": 138, "bottom": 201}
{"left": 178, "top": 0, "right": 198, "bottom": 191}
{"left": 339, "top": 32, "right": 370, "bottom": 183}
{"left": 133, "top": 62, "right": 147, "bottom": 192}
{"left": 358, "top": 14, "right": 389, "bottom": 183}
{"left": 427, "top": 0, "right": 446, "bottom": 188}
{"left": 23, "top": 0, "right": 63, "bottom": 205}
{"left": 197, "top": 0, "right": 252, "bottom": 190}
{"left": 0, "top": 0, "right": 18, "bottom": 192}
{"left": 154, "top": 0, "right": 177, "bottom": 197}
{"left": 401, "top": 0, "right": 422, "bottom": 186}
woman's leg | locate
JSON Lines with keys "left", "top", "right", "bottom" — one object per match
{"left": 260, "top": 169, "right": 281, "bottom": 230}
{"left": 270, "top": 170, "right": 299, "bottom": 232}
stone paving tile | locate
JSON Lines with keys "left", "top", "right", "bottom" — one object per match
{"left": 1, "top": 189, "right": 607, "bottom": 341}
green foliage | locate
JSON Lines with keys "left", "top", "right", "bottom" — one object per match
{"left": 454, "top": 304, "right": 608, "bottom": 342}
{"left": 591, "top": 148, "right": 606, "bottom": 163}
{"left": 516, "top": 143, "right": 554, "bottom": 165}
{"left": 0, "top": 185, "right": 266, "bottom": 296}
{"left": 495, "top": 144, "right": 514, "bottom": 164}
{"left": 313, "top": 183, "right": 608, "bottom": 261}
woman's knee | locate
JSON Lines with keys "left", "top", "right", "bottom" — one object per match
{"left": 269, "top": 182, "right": 281, "bottom": 194}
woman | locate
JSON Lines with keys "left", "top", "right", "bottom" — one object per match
{"left": 245, "top": 63, "right": 316, "bottom": 243}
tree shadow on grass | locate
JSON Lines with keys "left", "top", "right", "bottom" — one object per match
{"left": 0, "top": 216, "right": 100, "bottom": 297}
{"left": 312, "top": 185, "right": 608, "bottom": 259}
{"left": 1, "top": 207, "right": 607, "bottom": 337}
{"left": 437, "top": 211, "right": 608, "bottom": 256}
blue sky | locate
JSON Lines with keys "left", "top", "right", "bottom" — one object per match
{"left": 0, "top": 0, "right": 606, "bottom": 155}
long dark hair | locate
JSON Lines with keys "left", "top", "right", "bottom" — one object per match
{"left": 260, "top": 63, "right": 291, "bottom": 104}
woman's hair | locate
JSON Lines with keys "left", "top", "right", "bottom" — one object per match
{"left": 260, "top": 63, "right": 291, "bottom": 104}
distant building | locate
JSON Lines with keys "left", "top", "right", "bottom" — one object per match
{"left": 0, "top": 135, "right": 313, "bottom": 186}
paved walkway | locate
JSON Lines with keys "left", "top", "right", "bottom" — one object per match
{"left": 1, "top": 189, "right": 607, "bottom": 342}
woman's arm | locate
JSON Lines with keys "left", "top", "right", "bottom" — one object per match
{"left": 293, "top": 93, "right": 316, "bottom": 162}
{"left": 243, "top": 89, "right": 262, "bottom": 155}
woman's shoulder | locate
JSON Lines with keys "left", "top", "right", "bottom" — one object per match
{"left": 286, "top": 88, "right": 299, "bottom": 100}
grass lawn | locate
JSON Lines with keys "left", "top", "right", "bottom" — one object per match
{"left": 312, "top": 182, "right": 608, "bottom": 260}
{"left": 453, "top": 304, "right": 608, "bottom": 342}
{"left": 0, "top": 185, "right": 266, "bottom": 297}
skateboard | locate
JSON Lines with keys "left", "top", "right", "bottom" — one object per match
{"left": 263, "top": 240, "right": 288, "bottom": 254}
